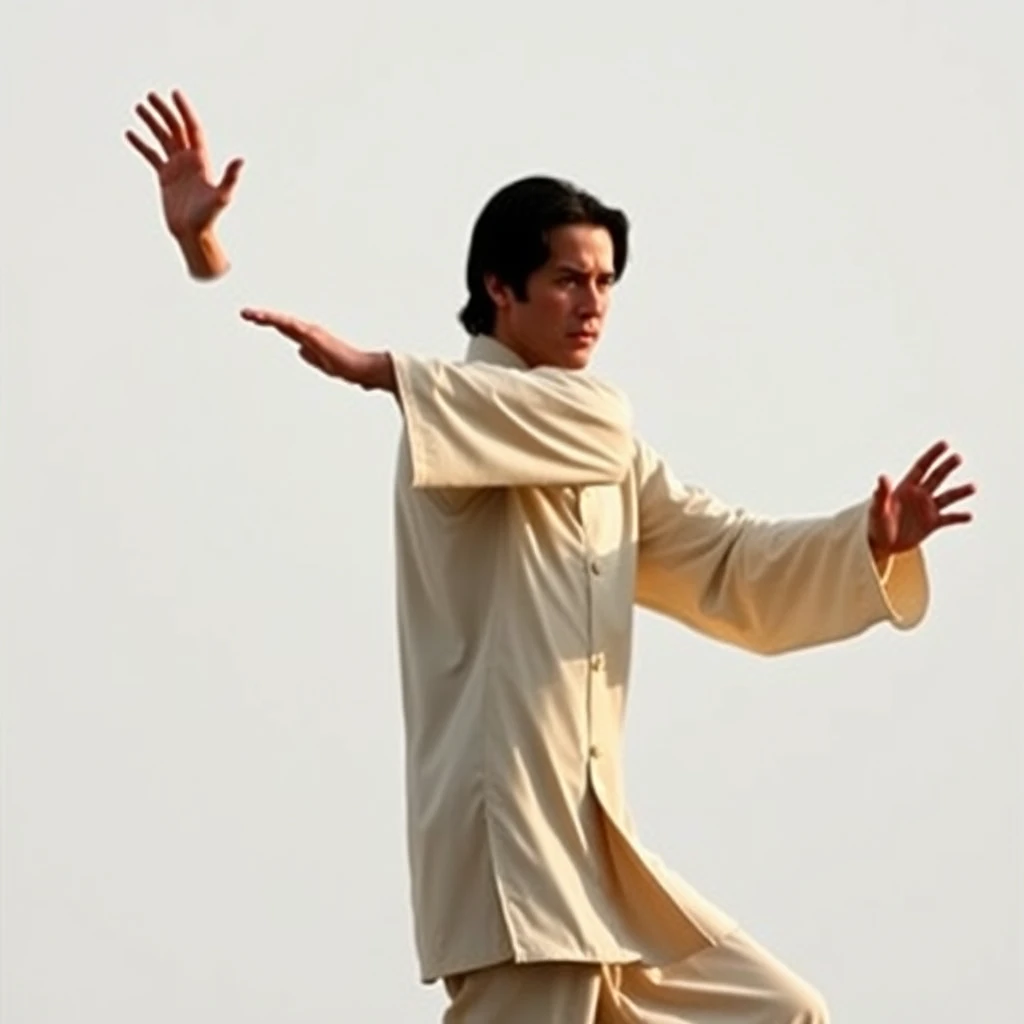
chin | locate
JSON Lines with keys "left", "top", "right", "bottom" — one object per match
{"left": 561, "top": 339, "right": 598, "bottom": 370}
{"left": 562, "top": 351, "right": 593, "bottom": 370}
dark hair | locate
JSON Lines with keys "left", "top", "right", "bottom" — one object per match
{"left": 458, "top": 176, "right": 630, "bottom": 335}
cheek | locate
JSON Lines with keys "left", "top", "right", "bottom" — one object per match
{"left": 516, "top": 286, "right": 572, "bottom": 336}
{"left": 536, "top": 290, "right": 573, "bottom": 319}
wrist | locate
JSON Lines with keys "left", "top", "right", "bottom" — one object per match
{"left": 364, "top": 351, "right": 397, "bottom": 393}
{"left": 176, "top": 229, "right": 230, "bottom": 280}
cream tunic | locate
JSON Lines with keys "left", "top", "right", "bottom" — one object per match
{"left": 390, "top": 335, "right": 927, "bottom": 984}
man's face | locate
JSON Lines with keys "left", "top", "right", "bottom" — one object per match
{"left": 487, "top": 224, "right": 616, "bottom": 370}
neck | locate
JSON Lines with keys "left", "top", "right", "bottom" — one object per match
{"left": 490, "top": 325, "right": 538, "bottom": 368}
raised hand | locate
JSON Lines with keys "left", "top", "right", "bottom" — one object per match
{"left": 240, "top": 308, "right": 396, "bottom": 393}
{"left": 126, "top": 90, "right": 243, "bottom": 277}
{"left": 868, "top": 440, "right": 975, "bottom": 557}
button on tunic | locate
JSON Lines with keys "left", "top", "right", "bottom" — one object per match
{"left": 390, "top": 335, "right": 928, "bottom": 984}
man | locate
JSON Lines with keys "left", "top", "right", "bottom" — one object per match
{"left": 127, "top": 90, "right": 974, "bottom": 1023}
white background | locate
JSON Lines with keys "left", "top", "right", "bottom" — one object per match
{"left": 3, "top": 1, "right": 1020, "bottom": 1020}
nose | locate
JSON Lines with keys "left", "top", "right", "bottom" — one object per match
{"left": 577, "top": 280, "right": 604, "bottom": 318}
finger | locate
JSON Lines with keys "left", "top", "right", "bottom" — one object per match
{"left": 171, "top": 89, "right": 206, "bottom": 150}
{"left": 240, "top": 309, "right": 332, "bottom": 359}
{"left": 135, "top": 103, "right": 174, "bottom": 155}
{"left": 240, "top": 308, "right": 310, "bottom": 343}
{"left": 240, "top": 307, "right": 279, "bottom": 324}
{"left": 871, "top": 474, "right": 891, "bottom": 510}
{"left": 921, "top": 452, "right": 962, "bottom": 492}
{"left": 905, "top": 440, "right": 949, "bottom": 485}
{"left": 241, "top": 307, "right": 296, "bottom": 327}
{"left": 935, "top": 483, "right": 976, "bottom": 509}
{"left": 147, "top": 92, "right": 187, "bottom": 148}
{"left": 936, "top": 511, "right": 973, "bottom": 528}
{"left": 216, "top": 158, "right": 245, "bottom": 198}
{"left": 125, "top": 130, "right": 164, "bottom": 171}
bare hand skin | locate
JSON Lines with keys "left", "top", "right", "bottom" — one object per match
{"left": 868, "top": 440, "right": 975, "bottom": 557}
{"left": 125, "top": 89, "right": 243, "bottom": 279}
{"left": 239, "top": 308, "right": 397, "bottom": 393}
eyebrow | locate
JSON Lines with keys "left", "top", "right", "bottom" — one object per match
{"left": 553, "top": 264, "right": 616, "bottom": 277}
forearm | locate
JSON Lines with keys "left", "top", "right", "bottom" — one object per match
{"left": 638, "top": 501, "right": 927, "bottom": 654}
{"left": 175, "top": 229, "right": 230, "bottom": 280}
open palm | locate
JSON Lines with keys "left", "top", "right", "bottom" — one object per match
{"left": 126, "top": 90, "right": 243, "bottom": 239}
{"left": 868, "top": 441, "right": 975, "bottom": 557}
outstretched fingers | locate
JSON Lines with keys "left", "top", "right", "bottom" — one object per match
{"left": 240, "top": 307, "right": 289, "bottom": 328}
{"left": 903, "top": 440, "right": 950, "bottom": 487}
{"left": 936, "top": 510, "right": 974, "bottom": 529}
{"left": 171, "top": 89, "right": 206, "bottom": 151}
{"left": 125, "top": 129, "right": 163, "bottom": 170}
{"left": 147, "top": 92, "right": 187, "bottom": 148}
{"left": 242, "top": 308, "right": 341, "bottom": 375}
{"left": 935, "top": 483, "right": 976, "bottom": 510}
{"left": 921, "top": 451, "right": 963, "bottom": 492}
{"left": 240, "top": 308, "right": 312, "bottom": 345}
{"left": 132, "top": 101, "right": 175, "bottom": 155}
{"left": 126, "top": 89, "right": 201, "bottom": 168}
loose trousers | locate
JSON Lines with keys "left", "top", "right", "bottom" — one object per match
{"left": 442, "top": 927, "right": 828, "bottom": 1023}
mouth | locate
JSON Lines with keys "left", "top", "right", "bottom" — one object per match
{"left": 568, "top": 331, "right": 598, "bottom": 346}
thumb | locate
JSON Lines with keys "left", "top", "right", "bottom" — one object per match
{"left": 870, "top": 474, "right": 893, "bottom": 543}
{"left": 873, "top": 474, "right": 892, "bottom": 505}
{"left": 216, "top": 157, "right": 245, "bottom": 198}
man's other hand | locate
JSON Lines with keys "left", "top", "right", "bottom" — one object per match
{"left": 126, "top": 89, "right": 243, "bottom": 279}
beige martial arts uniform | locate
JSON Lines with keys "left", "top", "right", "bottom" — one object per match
{"left": 390, "top": 334, "right": 928, "bottom": 1019}
{"left": 441, "top": 929, "right": 830, "bottom": 1023}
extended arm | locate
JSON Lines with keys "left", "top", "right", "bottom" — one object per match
{"left": 633, "top": 439, "right": 972, "bottom": 655}
{"left": 239, "top": 309, "right": 634, "bottom": 488}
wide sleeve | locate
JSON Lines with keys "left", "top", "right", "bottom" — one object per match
{"left": 633, "top": 439, "right": 929, "bottom": 655}
{"left": 391, "top": 355, "right": 634, "bottom": 489}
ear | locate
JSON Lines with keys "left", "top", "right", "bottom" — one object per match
{"left": 484, "top": 273, "right": 513, "bottom": 311}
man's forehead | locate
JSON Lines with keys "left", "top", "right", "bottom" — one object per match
{"left": 546, "top": 224, "right": 615, "bottom": 271}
